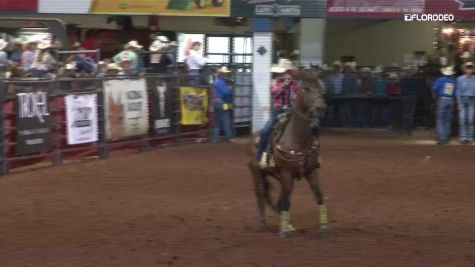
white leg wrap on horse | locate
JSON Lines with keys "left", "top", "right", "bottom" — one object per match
{"left": 319, "top": 204, "right": 328, "bottom": 229}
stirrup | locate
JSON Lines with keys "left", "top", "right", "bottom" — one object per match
{"left": 259, "top": 152, "right": 269, "bottom": 168}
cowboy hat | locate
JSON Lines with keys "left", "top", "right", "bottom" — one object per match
{"left": 37, "top": 40, "right": 52, "bottom": 50}
{"left": 149, "top": 40, "right": 165, "bottom": 52}
{"left": 72, "top": 41, "right": 82, "bottom": 48}
{"left": 462, "top": 52, "right": 471, "bottom": 59}
{"left": 271, "top": 58, "right": 293, "bottom": 73}
{"left": 464, "top": 62, "right": 474, "bottom": 68}
{"left": 320, "top": 64, "right": 329, "bottom": 70}
{"left": 360, "top": 67, "right": 372, "bottom": 73}
{"left": 217, "top": 66, "right": 231, "bottom": 73}
{"left": 65, "top": 62, "right": 77, "bottom": 70}
{"left": 441, "top": 66, "right": 454, "bottom": 76}
{"left": 156, "top": 35, "right": 169, "bottom": 43}
{"left": 0, "top": 39, "right": 7, "bottom": 50}
{"left": 388, "top": 72, "right": 399, "bottom": 79}
{"left": 344, "top": 61, "right": 357, "bottom": 69}
{"left": 290, "top": 50, "right": 300, "bottom": 56}
{"left": 373, "top": 65, "right": 384, "bottom": 73}
{"left": 332, "top": 60, "right": 341, "bottom": 66}
{"left": 107, "top": 63, "right": 122, "bottom": 71}
{"left": 125, "top": 40, "right": 143, "bottom": 49}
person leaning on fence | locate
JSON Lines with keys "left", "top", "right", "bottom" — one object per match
{"left": 186, "top": 41, "right": 208, "bottom": 86}
{"left": 386, "top": 72, "right": 403, "bottom": 132}
{"left": 9, "top": 38, "right": 23, "bottom": 65}
{"left": 69, "top": 42, "right": 95, "bottom": 76}
{"left": 113, "top": 40, "right": 143, "bottom": 75}
{"left": 401, "top": 67, "right": 420, "bottom": 135}
{"left": 21, "top": 39, "right": 37, "bottom": 71}
{"left": 373, "top": 67, "right": 390, "bottom": 128}
{"left": 30, "top": 40, "right": 57, "bottom": 79}
{"left": 105, "top": 63, "right": 123, "bottom": 76}
{"left": 456, "top": 62, "right": 475, "bottom": 144}
{"left": 0, "top": 39, "right": 9, "bottom": 72}
{"left": 432, "top": 66, "right": 456, "bottom": 145}
{"left": 211, "top": 66, "right": 234, "bottom": 144}
{"left": 256, "top": 59, "right": 299, "bottom": 167}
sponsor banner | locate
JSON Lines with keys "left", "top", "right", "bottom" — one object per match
{"left": 0, "top": 0, "right": 37, "bottom": 13}
{"left": 148, "top": 79, "right": 175, "bottom": 135}
{"left": 232, "top": 0, "right": 326, "bottom": 17}
{"left": 104, "top": 79, "right": 149, "bottom": 141}
{"left": 180, "top": 87, "right": 208, "bottom": 125}
{"left": 425, "top": 0, "right": 475, "bottom": 21}
{"left": 328, "top": 0, "right": 425, "bottom": 18}
{"left": 65, "top": 94, "right": 99, "bottom": 145}
{"left": 39, "top": 0, "right": 230, "bottom": 16}
{"left": 16, "top": 88, "right": 51, "bottom": 155}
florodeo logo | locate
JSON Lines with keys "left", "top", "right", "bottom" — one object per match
{"left": 456, "top": 0, "right": 475, "bottom": 9}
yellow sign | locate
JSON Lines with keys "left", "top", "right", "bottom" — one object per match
{"left": 90, "top": 0, "right": 230, "bottom": 16}
{"left": 180, "top": 87, "right": 208, "bottom": 125}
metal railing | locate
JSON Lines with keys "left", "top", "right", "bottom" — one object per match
{"left": 0, "top": 73, "right": 211, "bottom": 175}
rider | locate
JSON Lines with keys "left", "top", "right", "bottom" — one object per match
{"left": 257, "top": 58, "right": 300, "bottom": 167}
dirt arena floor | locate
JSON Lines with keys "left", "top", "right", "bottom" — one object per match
{"left": 0, "top": 130, "right": 474, "bottom": 267}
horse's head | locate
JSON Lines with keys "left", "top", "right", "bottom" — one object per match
{"left": 295, "top": 69, "right": 327, "bottom": 120}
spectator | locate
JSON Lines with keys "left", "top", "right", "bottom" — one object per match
{"left": 324, "top": 62, "right": 344, "bottom": 126}
{"left": 21, "top": 39, "right": 37, "bottom": 71}
{"left": 387, "top": 72, "right": 403, "bottom": 131}
{"left": 69, "top": 42, "right": 95, "bottom": 75}
{"left": 30, "top": 41, "right": 57, "bottom": 78}
{"left": 357, "top": 67, "right": 373, "bottom": 127}
{"left": 115, "top": 52, "right": 136, "bottom": 75}
{"left": 149, "top": 35, "right": 168, "bottom": 73}
{"left": 0, "top": 39, "right": 8, "bottom": 71}
{"left": 212, "top": 66, "right": 234, "bottom": 143}
{"left": 186, "top": 41, "right": 207, "bottom": 86}
{"left": 342, "top": 62, "right": 359, "bottom": 126}
{"left": 401, "top": 68, "right": 420, "bottom": 135}
{"left": 9, "top": 38, "right": 23, "bottom": 65}
{"left": 113, "top": 40, "right": 143, "bottom": 75}
{"left": 432, "top": 66, "right": 456, "bottom": 145}
{"left": 373, "top": 69, "right": 390, "bottom": 128}
{"left": 105, "top": 63, "right": 122, "bottom": 76}
{"left": 456, "top": 62, "right": 475, "bottom": 144}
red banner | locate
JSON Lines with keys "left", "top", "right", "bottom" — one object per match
{"left": 425, "top": 0, "right": 475, "bottom": 21}
{"left": 0, "top": 0, "right": 37, "bottom": 12}
{"left": 327, "top": 0, "right": 425, "bottom": 18}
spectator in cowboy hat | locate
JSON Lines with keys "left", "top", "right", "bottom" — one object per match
{"left": 456, "top": 61, "right": 475, "bottom": 144}
{"left": 69, "top": 41, "right": 95, "bottom": 75}
{"left": 186, "top": 41, "right": 208, "bottom": 86}
{"left": 30, "top": 40, "right": 57, "bottom": 78}
{"left": 212, "top": 66, "right": 234, "bottom": 143}
{"left": 113, "top": 40, "right": 143, "bottom": 75}
{"left": 149, "top": 36, "right": 176, "bottom": 74}
{"left": 105, "top": 63, "right": 122, "bottom": 76}
{"left": 115, "top": 51, "right": 136, "bottom": 75}
{"left": 256, "top": 58, "right": 300, "bottom": 166}
{"left": 0, "top": 39, "right": 9, "bottom": 71}
{"left": 21, "top": 38, "right": 38, "bottom": 71}
{"left": 432, "top": 66, "right": 456, "bottom": 145}
{"left": 290, "top": 49, "right": 300, "bottom": 67}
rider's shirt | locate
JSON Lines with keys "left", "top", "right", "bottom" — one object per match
{"left": 271, "top": 79, "right": 300, "bottom": 110}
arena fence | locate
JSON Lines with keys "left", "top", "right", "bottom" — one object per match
{"left": 0, "top": 73, "right": 211, "bottom": 175}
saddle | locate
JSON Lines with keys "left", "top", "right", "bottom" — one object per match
{"left": 257, "top": 113, "right": 291, "bottom": 169}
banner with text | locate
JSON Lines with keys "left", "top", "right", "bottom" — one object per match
{"left": 16, "top": 88, "right": 51, "bottom": 155}
{"left": 327, "top": 0, "right": 425, "bottom": 18}
{"left": 104, "top": 79, "right": 149, "bottom": 141}
{"left": 65, "top": 94, "right": 99, "bottom": 145}
{"left": 39, "top": 0, "right": 230, "bottom": 16}
{"left": 232, "top": 0, "right": 326, "bottom": 17}
{"left": 148, "top": 79, "right": 175, "bottom": 136}
{"left": 180, "top": 87, "right": 208, "bottom": 125}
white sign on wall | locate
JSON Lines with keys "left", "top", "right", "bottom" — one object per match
{"left": 65, "top": 94, "right": 98, "bottom": 145}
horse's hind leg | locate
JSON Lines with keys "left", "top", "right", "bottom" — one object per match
{"left": 278, "top": 172, "right": 295, "bottom": 237}
{"left": 249, "top": 161, "right": 267, "bottom": 229}
{"left": 305, "top": 169, "right": 328, "bottom": 234}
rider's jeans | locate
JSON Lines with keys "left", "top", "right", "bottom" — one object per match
{"left": 257, "top": 108, "right": 284, "bottom": 160}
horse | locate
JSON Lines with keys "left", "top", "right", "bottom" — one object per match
{"left": 249, "top": 69, "right": 328, "bottom": 237}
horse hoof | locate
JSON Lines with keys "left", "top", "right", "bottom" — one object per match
{"left": 279, "top": 231, "right": 290, "bottom": 238}
{"left": 319, "top": 228, "right": 329, "bottom": 236}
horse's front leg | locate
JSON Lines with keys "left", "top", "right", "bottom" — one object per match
{"left": 278, "top": 171, "right": 295, "bottom": 237}
{"left": 249, "top": 161, "right": 267, "bottom": 230}
{"left": 305, "top": 169, "right": 328, "bottom": 234}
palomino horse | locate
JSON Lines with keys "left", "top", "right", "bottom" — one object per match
{"left": 249, "top": 69, "right": 327, "bottom": 237}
